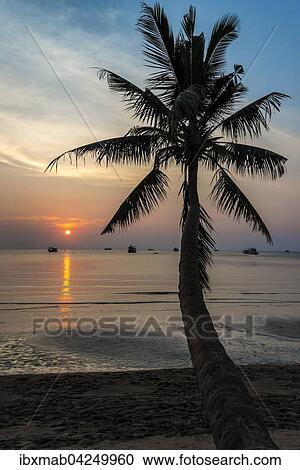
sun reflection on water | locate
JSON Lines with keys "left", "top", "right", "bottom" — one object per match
{"left": 60, "top": 252, "right": 73, "bottom": 328}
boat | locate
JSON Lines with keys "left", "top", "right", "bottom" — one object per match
{"left": 243, "top": 248, "right": 259, "bottom": 255}
{"left": 128, "top": 244, "right": 136, "bottom": 253}
{"left": 104, "top": 247, "right": 112, "bottom": 250}
{"left": 285, "top": 250, "right": 290, "bottom": 253}
{"left": 173, "top": 247, "right": 179, "bottom": 252}
{"left": 148, "top": 248, "right": 154, "bottom": 251}
{"left": 48, "top": 246, "right": 58, "bottom": 253}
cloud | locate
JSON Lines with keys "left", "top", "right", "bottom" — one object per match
{"left": 0, "top": 215, "right": 105, "bottom": 228}
{"left": 0, "top": 0, "right": 144, "bottom": 177}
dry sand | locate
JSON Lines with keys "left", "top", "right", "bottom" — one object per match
{"left": 0, "top": 365, "right": 299, "bottom": 449}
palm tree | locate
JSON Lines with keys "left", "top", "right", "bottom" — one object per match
{"left": 47, "top": 3, "right": 288, "bottom": 449}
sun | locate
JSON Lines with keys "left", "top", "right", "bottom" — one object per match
{"left": 65, "top": 229, "right": 71, "bottom": 236}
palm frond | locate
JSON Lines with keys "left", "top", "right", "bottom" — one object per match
{"left": 205, "top": 75, "right": 247, "bottom": 124}
{"left": 101, "top": 168, "right": 169, "bottom": 234}
{"left": 156, "top": 145, "right": 184, "bottom": 168}
{"left": 205, "top": 14, "right": 240, "bottom": 75}
{"left": 210, "top": 168, "right": 272, "bottom": 243}
{"left": 137, "top": 2, "right": 179, "bottom": 103}
{"left": 170, "top": 84, "right": 205, "bottom": 124}
{"left": 180, "top": 6, "right": 197, "bottom": 87}
{"left": 173, "top": 35, "right": 191, "bottom": 90}
{"left": 191, "top": 33, "right": 206, "bottom": 84}
{"left": 45, "top": 135, "right": 156, "bottom": 172}
{"left": 98, "top": 69, "right": 169, "bottom": 126}
{"left": 221, "top": 92, "right": 289, "bottom": 140}
{"left": 181, "top": 5, "right": 196, "bottom": 39}
{"left": 127, "top": 125, "right": 171, "bottom": 149}
{"left": 179, "top": 178, "right": 189, "bottom": 228}
{"left": 207, "top": 142, "right": 287, "bottom": 180}
{"left": 128, "top": 125, "right": 164, "bottom": 136}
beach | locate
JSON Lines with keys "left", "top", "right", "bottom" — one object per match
{"left": 0, "top": 365, "right": 299, "bottom": 449}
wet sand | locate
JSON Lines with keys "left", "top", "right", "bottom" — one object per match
{"left": 0, "top": 365, "right": 299, "bottom": 449}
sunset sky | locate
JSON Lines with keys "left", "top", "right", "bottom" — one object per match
{"left": 0, "top": 0, "right": 299, "bottom": 250}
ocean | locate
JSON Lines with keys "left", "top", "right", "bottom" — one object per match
{"left": 0, "top": 250, "right": 299, "bottom": 374}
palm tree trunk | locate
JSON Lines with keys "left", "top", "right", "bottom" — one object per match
{"left": 178, "top": 159, "right": 277, "bottom": 449}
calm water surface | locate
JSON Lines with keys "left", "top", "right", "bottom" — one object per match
{"left": 0, "top": 250, "right": 299, "bottom": 374}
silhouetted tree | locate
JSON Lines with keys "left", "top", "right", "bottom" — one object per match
{"left": 47, "top": 3, "right": 288, "bottom": 449}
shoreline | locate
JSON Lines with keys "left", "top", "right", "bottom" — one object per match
{"left": 0, "top": 365, "right": 299, "bottom": 449}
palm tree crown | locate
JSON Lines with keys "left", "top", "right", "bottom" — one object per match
{"left": 47, "top": 2, "right": 288, "bottom": 287}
